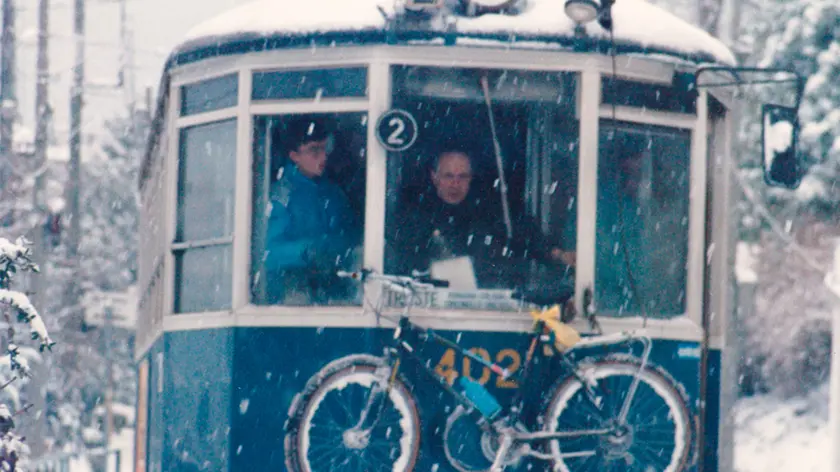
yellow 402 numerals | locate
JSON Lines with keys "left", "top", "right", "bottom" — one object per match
{"left": 434, "top": 347, "right": 522, "bottom": 389}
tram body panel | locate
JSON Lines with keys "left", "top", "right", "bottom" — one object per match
{"left": 137, "top": 324, "right": 713, "bottom": 471}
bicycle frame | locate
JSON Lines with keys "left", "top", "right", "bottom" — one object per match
{"left": 355, "top": 271, "right": 658, "bottom": 448}
{"left": 383, "top": 318, "right": 655, "bottom": 443}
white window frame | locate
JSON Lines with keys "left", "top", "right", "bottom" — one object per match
{"left": 148, "top": 45, "right": 713, "bottom": 342}
{"left": 167, "top": 83, "right": 240, "bottom": 316}
{"left": 585, "top": 75, "right": 705, "bottom": 339}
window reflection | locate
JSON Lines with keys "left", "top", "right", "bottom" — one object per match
{"left": 176, "top": 120, "right": 237, "bottom": 242}
{"left": 593, "top": 123, "right": 690, "bottom": 317}
{"left": 173, "top": 119, "right": 236, "bottom": 313}
{"left": 174, "top": 245, "right": 232, "bottom": 313}
{"left": 384, "top": 67, "right": 578, "bottom": 309}
{"left": 180, "top": 74, "right": 238, "bottom": 116}
{"left": 251, "top": 68, "right": 368, "bottom": 100}
{"left": 251, "top": 113, "right": 367, "bottom": 306}
{"left": 601, "top": 76, "right": 697, "bottom": 114}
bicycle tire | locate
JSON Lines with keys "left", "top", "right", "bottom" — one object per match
{"left": 284, "top": 354, "right": 422, "bottom": 472}
{"left": 541, "top": 354, "right": 694, "bottom": 472}
{"left": 443, "top": 405, "right": 510, "bottom": 472}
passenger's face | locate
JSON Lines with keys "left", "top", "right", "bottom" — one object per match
{"left": 432, "top": 152, "right": 473, "bottom": 205}
{"left": 290, "top": 139, "right": 328, "bottom": 178}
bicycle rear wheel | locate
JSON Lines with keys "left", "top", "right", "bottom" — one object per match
{"left": 542, "top": 354, "right": 694, "bottom": 472}
{"left": 285, "top": 354, "right": 421, "bottom": 472}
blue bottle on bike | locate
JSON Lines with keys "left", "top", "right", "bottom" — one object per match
{"left": 457, "top": 376, "right": 502, "bottom": 419}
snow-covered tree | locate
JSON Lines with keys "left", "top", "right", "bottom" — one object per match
{"left": 738, "top": 221, "right": 839, "bottom": 398}
{"left": 78, "top": 108, "right": 147, "bottom": 291}
{"left": 42, "top": 106, "right": 148, "bottom": 451}
{"left": 734, "top": 0, "right": 840, "bottom": 214}
{"left": 0, "top": 236, "right": 55, "bottom": 469}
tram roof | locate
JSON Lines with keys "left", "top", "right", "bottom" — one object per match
{"left": 169, "top": 0, "right": 737, "bottom": 70}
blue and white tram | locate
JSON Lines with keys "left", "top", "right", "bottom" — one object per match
{"left": 133, "top": 0, "right": 802, "bottom": 471}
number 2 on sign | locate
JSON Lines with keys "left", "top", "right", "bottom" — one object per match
{"left": 387, "top": 117, "right": 406, "bottom": 145}
{"left": 434, "top": 347, "right": 521, "bottom": 389}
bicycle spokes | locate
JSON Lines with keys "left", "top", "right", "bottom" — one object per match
{"left": 545, "top": 361, "right": 691, "bottom": 472}
{"left": 302, "top": 372, "right": 416, "bottom": 471}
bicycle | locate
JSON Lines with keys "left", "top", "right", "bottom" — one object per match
{"left": 283, "top": 269, "right": 694, "bottom": 472}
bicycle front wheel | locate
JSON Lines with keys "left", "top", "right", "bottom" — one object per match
{"left": 542, "top": 355, "right": 694, "bottom": 472}
{"left": 285, "top": 355, "right": 421, "bottom": 472}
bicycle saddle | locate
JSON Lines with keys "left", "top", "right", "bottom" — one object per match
{"left": 512, "top": 281, "right": 575, "bottom": 307}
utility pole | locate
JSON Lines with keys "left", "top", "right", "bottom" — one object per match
{"left": 0, "top": 0, "right": 16, "bottom": 192}
{"left": 30, "top": 0, "right": 50, "bottom": 457}
{"left": 104, "top": 305, "right": 114, "bottom": 455}
{"left": 66, "top": 0, "right": 84, "bottom": 260}
{"left": 827, "top": 240, "right": 840, "bottom": 472}
{"left": 117, "top": 0, "right": 134, "bottom": 110}
{"left": 717, "top": 2, "right": 742, "bottom": 472}
{"left": 33, "top": 0, "right": 49, "bottom": 309}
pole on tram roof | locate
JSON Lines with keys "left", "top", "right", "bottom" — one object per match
{"left": 825, "top": 240, "right": 840, "bottom": 472}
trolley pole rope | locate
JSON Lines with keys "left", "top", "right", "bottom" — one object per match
{"left": 480, "top": 75, "right": 513, "bottom": 241}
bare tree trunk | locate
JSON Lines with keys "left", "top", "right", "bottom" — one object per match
{"left": 697, "top": 0, "right": 722, "bottom": 35}
{"left": 717, "top": 0, "right": 742, "bottom": 50}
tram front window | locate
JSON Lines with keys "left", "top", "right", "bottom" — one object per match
{"left": 385, "top": 67, "right": 579, "bottom": 306}
{"left": 593, "top": 124, "right": 690, "bottom": 317}
{"left": 250, "top": 113, "right": 367, "bottom": 306}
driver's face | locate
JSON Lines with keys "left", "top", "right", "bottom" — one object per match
{"left": 432, "top": 152, "right": 473, "bottom": 205}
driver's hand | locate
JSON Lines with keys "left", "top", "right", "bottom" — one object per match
{"left": 551, "top": 248, "right": 576, "bottom": 267}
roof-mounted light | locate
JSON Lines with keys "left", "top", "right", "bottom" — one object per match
{"left": 564, "top": 0, "right": 599, "bottom": 24}
{"left": 564, "top": 0, "right": 615, "bottom": 30}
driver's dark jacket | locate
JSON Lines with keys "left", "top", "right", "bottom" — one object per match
{"left": 388, "top": 194, "right": 556, "bottom": 288}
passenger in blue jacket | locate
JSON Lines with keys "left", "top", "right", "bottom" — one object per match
{"left": 264, "top": 116, "right": 361, "bottom": 304}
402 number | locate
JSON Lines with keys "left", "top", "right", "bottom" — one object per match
{"left": 434, "top": 347, "right": 521, "bottom": 389}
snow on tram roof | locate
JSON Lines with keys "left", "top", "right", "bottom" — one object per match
{"left": 172, "top": 0, "right": 736, "bottom": 67}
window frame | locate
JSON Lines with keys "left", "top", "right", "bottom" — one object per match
{"left": 169, "top": 60, "right": 375, "bottom": 322}
{"left": 165, "top": 70, "right": 241, "bottom": 319}
{"left": 586, "top": 76, "right": 704, "bottom": 330}
{"left": 247, "top": 109, "right": 371, "bottom": 307}
{"left": 150, "top": 45, "right": 721, "bottom": 341}
{"left": 590, "top": 119, "right": 694, "bottom": 318}
{"left": 382, "top": 64, "right": 581, "bottom": 297}
{"left": 172, "top": 117, "right": 238, "bottom": 314}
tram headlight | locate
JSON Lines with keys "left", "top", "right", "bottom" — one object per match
{"left": 404, "top": 0, "right": 444, "bottom": 12}
{"left": 464, "top": 0, "right": 518, "bottom": 12}
{"left": 564, "top": 0, "right": 600, "bottom": 25}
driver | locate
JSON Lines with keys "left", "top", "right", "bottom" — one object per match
{"left": 391, "top": 146, "right": 572, "bottom": 286}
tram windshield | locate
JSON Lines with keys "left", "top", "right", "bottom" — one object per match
{"left": 246, "top": 65, "right": 692, "bottom": 317}
{"left": 384, "top": 66, "right": 579, "bottom": 308}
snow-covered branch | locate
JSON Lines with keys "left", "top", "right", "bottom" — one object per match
{"left": 0, "top": 237, "right": 53, "bottom": 353}
{"left": 0, "top": 236, "right": 52, "bottom": 469}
